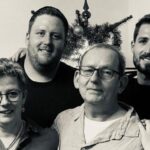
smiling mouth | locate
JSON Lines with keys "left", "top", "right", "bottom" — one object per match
{"left": 39, "top": 48, "right": 53, "bottom": 53}
{"left": 143, "top": 57, "right": 150, "bottom": 61}
{"left": 0, "top": 110, "right": 13, "bottom": 115}
{"left": 141, "top": 55, "right": 150, "bottom": 61}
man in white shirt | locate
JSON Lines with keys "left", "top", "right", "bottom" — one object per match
{"left": 53, "top": 43, "right": 143, "bottom": 150}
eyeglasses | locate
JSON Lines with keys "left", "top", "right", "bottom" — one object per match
{"left": 79, "top": 66, "right": 120, "bottom": 80}
{"left": 0, "top": 90, "right": 22, "bottom": 103}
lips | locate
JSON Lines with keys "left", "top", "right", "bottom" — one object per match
{"left": 87, "top": 88, "right": 103, "bottom": 93}
{"left": 140, "top": 54, "right": 150, "bottom": 61}
{"left": 39, "top": 48, "right": 53, "bottom": 53}
{"left": 0, "top": 109, "right": 13, "bottom": 115}
{"left": 144, "top": 56, "right": 150, "bottom": 61}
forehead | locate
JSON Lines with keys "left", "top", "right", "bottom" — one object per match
{"left": 31, "top": 14, "right": 65, "bottom": 32}
{"left": 137, "top": 23, "right": 150, "bottom": 38}
{"left": 81, "top": 47, "right": 119, "bottom": 69}
{"left": 0, "top": 76, "right": 20, "bottom": 91}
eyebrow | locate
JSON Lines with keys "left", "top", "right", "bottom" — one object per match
{"left": 137, "top": 36, "right": 149, "bottom": 40}
{"left": 81, "top": 66, "right": 116, "bottom": 70}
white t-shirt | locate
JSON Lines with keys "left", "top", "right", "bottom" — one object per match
{"left": 84, "top": 116, "right": 120, "bottom": 143}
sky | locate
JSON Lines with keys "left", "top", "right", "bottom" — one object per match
{"left": 0, "top": 0, "right": 150, "bottom": 67}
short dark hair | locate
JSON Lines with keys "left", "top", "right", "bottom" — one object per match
{"left": 133, "top": 14, "right": 150, "bottom": 42}
{"left": 79, "top": 43, "right": 126, "bottom": 76}
{"left": 28, "top": 6, "right": 69, "bottom": 38}
{"left": 0, "top": 58, "right": 27, "bottom": 90}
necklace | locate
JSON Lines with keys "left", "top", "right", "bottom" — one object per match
{"left": 6, "top": 121, "right": 24, "bottom": 150}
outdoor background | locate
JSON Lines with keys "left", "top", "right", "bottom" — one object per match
{"left": 0, "top": 0, "right": 149, "bottom": 67}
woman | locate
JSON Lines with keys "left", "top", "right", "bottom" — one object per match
{"left": 0, "top": 58, "right": 58, "bottom": 150}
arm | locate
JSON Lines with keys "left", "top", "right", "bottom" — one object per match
{"left": 138, "top": 120, "right": 150, "bottom": 150}
{"left": 26, "top": 128, "right": 59, "bottom": 150}
{"left": 10, "top": 48, "right": 27, "bottom": 62}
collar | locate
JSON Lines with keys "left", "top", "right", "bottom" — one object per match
{"left": 73, "top": 102, "right": 140, "bottom": 144}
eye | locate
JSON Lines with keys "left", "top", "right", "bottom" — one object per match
{"left": 36, "top": 31, "right": 45, "bottom": 37}
{"left": 51, "top": 34, "right": 62, "bottom": 40}
{"left": 138, "top": 38, "right": 148, "bottom": 44}
{"left": 102, "top": 69, "right": 113, "bottom": 76}
{"left": 80, "top": 67, "right": 94, "bottom": 76}
{"left": 8, "top": 91, "right": 19, "bottom": 98}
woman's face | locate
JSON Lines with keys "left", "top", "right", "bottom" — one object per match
{"left": 0, "top": 76, "right": 26, "bottom": 126}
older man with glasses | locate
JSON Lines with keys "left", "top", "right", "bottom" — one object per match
{"left": 53, "top": 43, "right": 143, "bottom": 150}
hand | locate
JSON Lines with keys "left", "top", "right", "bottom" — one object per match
{"left": 138, "top": 119, "right": 150, "bottom": 150}
{"left": 10, "top": 48, "right": 26, "bottom": 62}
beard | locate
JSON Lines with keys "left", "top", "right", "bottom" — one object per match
{"left": 133, "top": 56, "right": 150, "bottom": 78}
{"left": 27, "top": 43, "right": 62, "bottom": 72}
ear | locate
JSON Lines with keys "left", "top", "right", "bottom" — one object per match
{"left": 64, "top": 38, "right": 67, "bottom": 47}
{"left": 118, "top": 75, "right": 128, "bottom": 94}
{"left": 22, "top": 89, "right": 28, "bottom": 105}
{"left": 25, "top": 33, "right": 30, "bottom": 46}
{"left": 62, "top": 38, "right": 67, "bottom": 53}
{"left": 131, "top": 41, "right": 135, "bottom": 53}
{"left": 73, "top": 70, "right": 80, "bottom": 89}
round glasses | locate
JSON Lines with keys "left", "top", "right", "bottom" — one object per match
{"left": 0, "top": 90, "right": 22, "bottom": 103}
{"left": 79, "top": 66, "right": 120, "bottom": 80}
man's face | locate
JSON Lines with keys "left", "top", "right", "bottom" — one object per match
{"left": 132, "top": 24, "right": 150, "bottom": 75}
{"left": 26, "top": 14, "right": 66, "bottom": 67}
{"left": 74, "top": 48, "right": 123, "bottom": 106}
{"left": 0, "top": 76, "right": 25, "bottom": 126}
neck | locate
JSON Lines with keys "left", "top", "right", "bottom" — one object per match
{"left": 24, "top": 55, "right": 60, "bottom": 82}
{"left": 0, "top": 119, "right": 22, "bottom": 137}
{"left": 137, "top": 71, "right": 150, "bottom": 85}
{"left": 0, "top": 119, "right": 23, "bottom": 149}
{"left": 84, "top": 101, "right": 126, "bottom": 121}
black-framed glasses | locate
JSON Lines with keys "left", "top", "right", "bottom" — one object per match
{"left": 79, "top": 66, "right": 120, "bottom": 80}
{"left": 0, "top": 90, "right": 22, "bottom": 103}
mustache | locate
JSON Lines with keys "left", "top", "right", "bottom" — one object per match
{"left": 140, "top": 52, "right": 150, "bottom": 59}
{"left": 39, "top": 44, "right": 54, "bottom": 50}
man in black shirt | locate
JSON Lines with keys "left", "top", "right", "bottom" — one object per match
{"left": 120, "top": 14, "right": 150, "bottom": 119}
{"left": 16, "top": 6, "right": 82, "bottom": 127}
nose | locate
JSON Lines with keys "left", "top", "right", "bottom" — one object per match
{"left": 43, "top": 34, "right": 51, "bottom": 45}
{"left": 90, "top": 70, "right": 100, "bottom": 83}
{"left": 148, "top": 45, "right": 150, "bottom": 52}
{"left": 0, "top": 95, "right": 10, "bottom": 106}
{"left": 145, "top": 42, "right": 150, "bottom": 52}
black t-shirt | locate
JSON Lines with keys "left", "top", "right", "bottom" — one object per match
{"left": 18, "top": 57, "right": 83, "bottom": 127}
{"left": 119, "top": 72, "right": 150, "bottom": 119}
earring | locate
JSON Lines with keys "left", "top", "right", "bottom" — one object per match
{"left": 22, "top": 106, "right": 25, "bottom": 112}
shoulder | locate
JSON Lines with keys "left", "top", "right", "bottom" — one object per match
{"left": 56, "top": 105, "right": 81, "bottom": 120}
{"left": 21, "top": 122, "right": 58, "bottom": 150}
{"left": 17, "top": 56, "right": 25, "bottom": 68}
{"left": 26, "top": 128, "right": 58, "bottom": 150}
{"left": 53, "top": 105, "right": 82, "bottom": 128}
{"left": 124, "top": 70, "right": 138, "bottom": 88}
{"left": 58, "top": 61, "right": 76, "bottom": 75}
{"left": 125, "top": 70, "right": 137, "bottom": 82}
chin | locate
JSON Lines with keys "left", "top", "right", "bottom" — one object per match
{"left": 0, "top": 118, "right": 14, "bottom": 126}
{"left": 85, "top": 97, "right": 103, "bottom": 105}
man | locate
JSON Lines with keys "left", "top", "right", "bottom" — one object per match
{"left": 119, "top": 14, "right": 150, "bottom": 119}
{"left": 53, "top": 43, "right": 143, "bottom": 150}
{"left": 138, "top": 120, "right": 150, "bottom": 150}
{"left": 16, "top": 6, "right": 82, "bottom": 127}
